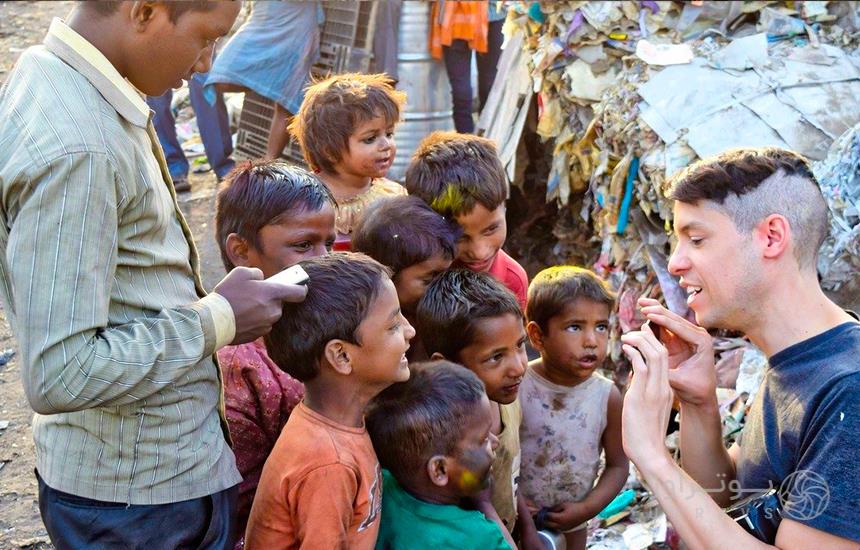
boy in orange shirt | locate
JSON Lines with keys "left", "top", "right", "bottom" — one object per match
{"left": 244, "top": 253, "right": 415, "bottom": 549}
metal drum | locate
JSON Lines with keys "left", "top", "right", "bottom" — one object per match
{"left": 389, "top": 1, "right": 454, "bottom": 182}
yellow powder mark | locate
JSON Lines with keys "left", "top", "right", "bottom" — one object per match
{"left": 458, "top": 470, "right": 479, "bottom": 491}
{"left": 430, "top": 184, "right": 467, "bottom": 214}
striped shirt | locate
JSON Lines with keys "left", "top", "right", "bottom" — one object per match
{"left": 0, "top": 19, "right": 241, "bottom": 504}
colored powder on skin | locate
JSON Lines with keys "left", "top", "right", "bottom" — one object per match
{"left": 430, "top": 184, "right": 467, "bottom": 215}
{"left": 458, "top": 470, "right": 480, "bottom": 492}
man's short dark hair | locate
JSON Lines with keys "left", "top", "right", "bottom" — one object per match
{"left": 668, "top": 147, "right": 828, "bottom": 268}
{"left": 215, "top": 160, "right": 335, "bottom": 271}
{"left": 86, "top": 1, "right": 216, "bottom": 22}
{"left": 264, "top": 253, "right": 392, "bottom": 382}
{"left": 417, "top": 269, "right": 522, "bottom": 360}
{"left": 526, "top": 266, "right": 616, "bottom": 332}
{"left": 366, "top": 360, "right": 486, "bottom": 485}
{"left": 404, "top": 131, "right": 507, "bottom": 219}
{"left": 352, "top": 195, "right": 461, "bottom": 276}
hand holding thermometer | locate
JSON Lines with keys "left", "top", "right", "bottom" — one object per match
{"left": 266, "top": 265, "right": 309, "bottom": 286}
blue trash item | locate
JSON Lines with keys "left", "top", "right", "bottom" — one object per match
{"left": 528, "top": 2, "right": 546, "bottom": 24}
{"left": 597, "top": 489, "right": 637, "bottom": 519}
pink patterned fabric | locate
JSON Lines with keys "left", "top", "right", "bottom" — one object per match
{"left": 217, "top": 339, "right": 304, "bottom": 542}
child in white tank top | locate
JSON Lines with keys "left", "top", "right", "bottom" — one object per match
{"left": 521, "top": 267, "right": 629, "bottom": 550}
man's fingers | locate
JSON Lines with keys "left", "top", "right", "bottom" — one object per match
{"left": 264, "top": 281, "right": 309, "bottom": 303}
{"left": 620, "top": 331, "right": 664, "bottom": 371}
{"left": 622, "top": 344, "right": 647, "bottom": 382}
{"left": 640, "top": 322, "right": 664, "bottom": 350}
{"left": 638, "top": 297, "right": 662, "bottom": 308}
{"left": 230, "top": 265, "right": 264, "bottom": 281}
{"left": 641, "top": 306, "right": 709, "bottom": 347}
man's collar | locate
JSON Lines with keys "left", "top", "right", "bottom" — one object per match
{"left": 43, "top": 18, "right": 150, "bottom": 128}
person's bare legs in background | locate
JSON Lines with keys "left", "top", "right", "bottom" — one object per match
{"left": 267, "top": 103, "right": 291, "bottom": 159}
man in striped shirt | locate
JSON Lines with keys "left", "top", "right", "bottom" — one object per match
{"left": 0, "top": 1, "right": 306, "bottom": 547}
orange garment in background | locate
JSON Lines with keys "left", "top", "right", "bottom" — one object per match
{"left": 430, "top": 0, "right": 490, "bottom": 59}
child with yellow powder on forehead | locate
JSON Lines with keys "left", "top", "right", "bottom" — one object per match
{"left": 289, "top": 73, "right": 407, "bottom": 251}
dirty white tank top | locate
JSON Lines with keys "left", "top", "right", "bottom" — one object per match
{"left": 518, "top": 368, "right": 613, "bottom": 507}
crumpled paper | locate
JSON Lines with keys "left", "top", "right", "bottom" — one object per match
{"left": 814, "top": 122, "right": 860, "bottom": 311}
{"left": 502, "top": 1, "right": 860, "bottom": 359}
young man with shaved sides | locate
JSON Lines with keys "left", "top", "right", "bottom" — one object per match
{"left": 621, "top": 148, "right": 859, "bottom": 548}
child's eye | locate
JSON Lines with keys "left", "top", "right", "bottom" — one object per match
{"left": 690, "top": 237, "right": 704, "bottom": 246}
{"left": 486, "top": 353, "right": 503, "bottom": 363}
{"left": 292, "top": 241, "right": 312, "bottom": 251}
{"left": 596, "top": 324, "right": 609, "bottom": 332}
{"left": 566, "top": 324, "right": 581, "bottom": 332}
{"left": 362, "top": 135, "right": 377, "bottom": 144}
{"left": 325, "top": 239, "right": 335, "bottom": 251}
{"left": 482, "top": 224, "right": 499, "bottom": 235}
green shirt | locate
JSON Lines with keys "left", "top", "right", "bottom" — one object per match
{"left": 376, "top": 470, "right": 512, "bottom": 550}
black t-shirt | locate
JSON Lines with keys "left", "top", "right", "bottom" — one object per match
{"left": 737, "top": 322, "right": 860, "bottom": 542}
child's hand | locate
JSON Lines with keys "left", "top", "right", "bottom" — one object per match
{"left": 543, "top": 502, "right": 591, "bottom": 532}
{"left": 524, "top": 498, "right": 540, "bottom": 516}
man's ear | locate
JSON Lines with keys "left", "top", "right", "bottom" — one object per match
{"left": 129, "top": 1, "right": 166, "bottom": 32}
{"left": 526, "top": 321, "right": 545, "bottom": 351}
{"left": 427, "top": 456, "right": 450, "bottom": 487}
{"left": 757, "top": 214, "right": 791, "bottom": 261}
{"left": 324, "top": 340, "right": 353, "bottom": 376}
{"left": 225, "top": 233, "right": 253, "bottom": 268}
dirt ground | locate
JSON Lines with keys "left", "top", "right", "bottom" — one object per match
{"left": 0, "top": 3, "right": 227, "bottom": 547}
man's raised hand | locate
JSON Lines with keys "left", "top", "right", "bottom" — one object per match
{"left": 638, "top": 297, "right": 717, "bottom": 407}
{"left": 213, "top": 266, "right": 308, "bottom": 345}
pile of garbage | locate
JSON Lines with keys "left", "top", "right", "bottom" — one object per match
{"left": 502, "top": 0, "right": 860, "bottom": 362}
{"left": 498, "top": 4, "right": 859, "bottom": 546}
{"left": 814, "top": 122, "right": 860, "bottom": 311}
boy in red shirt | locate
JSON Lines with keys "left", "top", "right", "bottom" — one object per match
{"left": 404, "top": 131, "right": 528, "bottom": 309}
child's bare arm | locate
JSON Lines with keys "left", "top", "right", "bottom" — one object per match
{"left": 474, "top": 489, "right": 517, "bottom": 549}
{"left": 515, "top": 493, "right": 543, "bottom": 550}
{"left": 590, "top": 385, "right": 631, "bottom": 510}
{"left": 543, "top": 386, "right": 629, "bottom": 530}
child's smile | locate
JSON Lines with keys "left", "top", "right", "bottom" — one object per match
{"left": 457, "top": 313, "right": 528, "bottom": 404}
